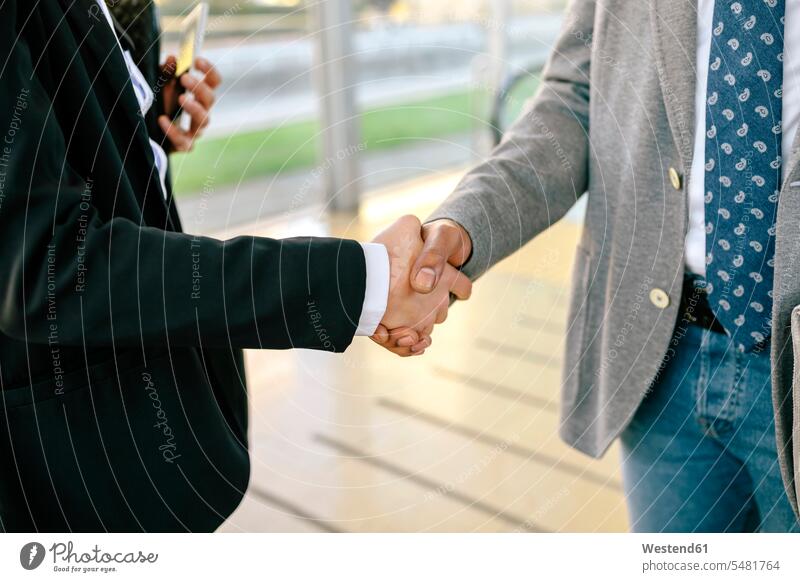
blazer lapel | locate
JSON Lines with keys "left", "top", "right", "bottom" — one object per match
{"left": 59, "top": 0, "right": 154, "bottom": 152}
{"left": 58, "top": 0, "right": 175, "bottom": 227}
{"left": 650, "top": 1, "right": 698, "bottom": 170}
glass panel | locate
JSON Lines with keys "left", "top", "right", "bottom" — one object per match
{"left": 158, "top": 1, "right": 321, "bottom": 233}
{"left": 348, "top": 0, "right": 568, "bottom": 193}
{"left": 156, "top": 0, "right": 567, "bottom": 233}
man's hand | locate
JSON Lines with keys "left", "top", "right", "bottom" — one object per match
{"left": 370, "top": 216, "right": 471, "bottom": 356}
{"left": 372, "top": 218, "right": 473, "bottom": 354}
{"left": 411, "top": 219, "right": 472, "bottom": 293}
{"left": 370, "top": 325, "right": 429, "bottom": 358}
{"left": 158, "top": 56, "right": 221, "bottom": 153}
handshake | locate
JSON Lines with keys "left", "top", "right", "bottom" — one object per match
{"left": 370, "top": 215, "right": 473, "bottom": 357}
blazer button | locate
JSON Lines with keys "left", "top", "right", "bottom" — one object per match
{"left": 649, "top": 288, "right": 670, "bottom": 309}
{"left": 668, "top": 167, "right": 682, "bottom": 190}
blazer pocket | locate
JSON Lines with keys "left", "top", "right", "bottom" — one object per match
{"left": 0, "top": 351, "right": 150, "bottom": 410}
{"left": 1, "top": 350, "right": 249, "bottom": 532}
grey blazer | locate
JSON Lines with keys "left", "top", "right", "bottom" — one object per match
{"left": 430, "top": 0, "right": 800, "bottom": 517}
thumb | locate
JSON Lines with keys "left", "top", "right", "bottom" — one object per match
{"left": 411, "top": 227, "right": 454, "bottom": 294}
{"left": 370, "top": 324, "right": 390, "bottom": 345}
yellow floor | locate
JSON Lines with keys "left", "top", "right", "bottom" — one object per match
{"left": 208, "top": 170, "right": 629, "bottom": 532}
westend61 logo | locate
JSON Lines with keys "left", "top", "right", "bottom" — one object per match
{"left": 19, "top": 541, "right": 158, "bottom": 573}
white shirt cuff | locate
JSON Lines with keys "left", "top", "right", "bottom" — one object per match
{"left": 355, "top": 243, "right": 389, "bottom": 336}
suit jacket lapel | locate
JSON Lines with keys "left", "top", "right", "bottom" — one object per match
{"left": 59, "top": 0, "right": 154, "bottom": 152}
{"left": 58, "top": 0, "right": 175, "bottom": 227}
{"left": 650, "top": 1, "right": 698, "bottom": 170}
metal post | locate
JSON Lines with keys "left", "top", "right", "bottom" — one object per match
{"left": 472, "top": 0, "right": 511, "bottom": 157}
{"left": 311, "top": 0, "right": 362, "bottom": 212}
{"left": 487, "top": 0, "right": 511, "bottom": 91}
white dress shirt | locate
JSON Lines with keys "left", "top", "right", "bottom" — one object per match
{"left": 687, "top": 0, "right": 800, "bottom": 275}
{"left": 356, "top": 243, "right": 390, "bottom": 336}
{"left": 93, "top": 0, "right": 389, "bottom": 336}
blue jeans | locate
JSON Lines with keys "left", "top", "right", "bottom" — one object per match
{"left": 620, "top": 322, "right": 800, "bottom": 532}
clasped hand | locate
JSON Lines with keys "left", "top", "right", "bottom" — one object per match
{"left": 158, "top": 56, "right": 221, "bottom": 153}
{"left": 370, "top": 215, "right": 472, "bottom": 356}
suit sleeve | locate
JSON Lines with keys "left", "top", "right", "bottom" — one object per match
{"left": 427, "top": 0, "right": 594, "bottom": 279}
{"left": 0, "top": 4, "right": 366, "bottom": 352}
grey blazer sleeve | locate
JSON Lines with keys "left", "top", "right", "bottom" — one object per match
{"left": 428, "top": 0, "right": 595, "bottom": 280}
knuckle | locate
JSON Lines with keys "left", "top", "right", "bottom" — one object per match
{"left": 423, "top": 249, "right": 448, "bottom": 265}
{"left": 398, "top": 214, "right": 421, "bottom": 229}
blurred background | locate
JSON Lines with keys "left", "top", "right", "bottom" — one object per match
{"left": 157, "top": 0, "right": 627, "bottom": 532}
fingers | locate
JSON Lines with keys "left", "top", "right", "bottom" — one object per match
{"left": 181, "top": 73, "right": 215, "bottom": 110}
{"left": 410, "top": 335, "right": 431, "bottom": 353}
{"left": 195, "top": 57, "right": 222, "bottom": 89}
{"left": 158, "top": 115, "right": 193, "bottom": 152}
{"left": 411, "top": 219, "right": 472, "bottom": 294}
{"left": 371, "top": 342, "right": 421, "bottom": 357}
{"left": 372, "top": 325, "right": 433, "bottom": 357}
{"left": 396, "top": 335, "right": 416, "bottom": 347}
{"left": 158, "top": 59, "right": 218, "bottom": 152}
{"left": 370, "top": 325, "right": 426, "bottom": 357}
{"left": 178, "top": 93, "right": 210, "bottom": 137}
{"left": 388, "top": 326, "right": 418, "bottom": 346}
{"left": 369, "top": 334, "right": 415, "bottom": 356}
{"left": 159, "top": 94, "right": 210, "bottom": 152}
{"left": 370, "top": 322, "right": 432, "bottom": 356}
{"left": 434, "top": 266, "right": 472, "bottom": 327}
{"left": 426, "top": 266, "right": 470, "bottom": 326}
{"left": 448, "top": 269, "right": 472, "bottom": 301}
{"left": 179, "top": 74, "right": 214, "bottom": 138}
{"left": 371, "top": 324, "right": 390, "bottom": 345}
{"left": 370, "top": 215, "right": 471, "bottom": 357}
